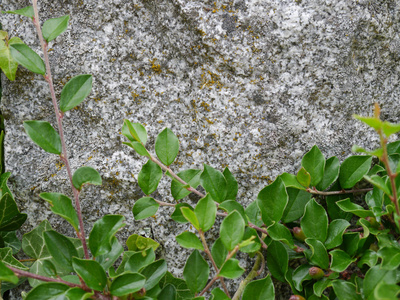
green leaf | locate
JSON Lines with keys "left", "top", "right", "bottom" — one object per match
{"left": 278, "top": 172, "right": 306, "bottom": 190}
{"left": 42, "top": 15, "right": 69, "bottom": 42}
{"left": 352, "top": 145, "right": 383, "bottom": 158}
{"left": 0, "top": 37, "right": 20, "bottom": 81}
{"left": 297, "top": 167, "right": 311, "bottom": 188}
{"left": 181, "top": 207, "right": 200, "bottom": 230}
{"left": 176, "top": 232, "right": 204, "bottom": 250}
{"left": 124, "top": 248, "right": 155, "bottom": 273}
{"left": 23, "top": 121, "right": 61, "bottom": 154}
{"left": 267, "top": 222, "right": 294, "bottom": 248}
{"left": 292, "top": 264, "right": 312, "bottom": 291}
{"left": 3, "top": 6, "right": 34, "bottom": 18}
{"left": 266, "top": 240, "right": 288, "bottom": 282}
{"left": 363, "top": 265, "right": 396, "bottom": 300}
{"left": 40, "top": 193, "right": 79, "bottom": 231}
{"left": 159, "top": 284, "right": 177, "bottom": 300}
{"left": 155, "top": 128, "right": 179, "bottom": 166}
{"left": 24, "top": 282, "right": 69, "bottom": 300}
{"left": 314, "top": 277, "right": 333, "bottom": 297}
{"left": 183, "top": 250, "right": 209, "bottom": 293}
{"left": 0, "top": 193, "right": 27, "bottom": 231}
{"left": 374, "top": 282, "right": 400, "bottom": 300}
{"left": 257, "top": 176, "right": 288, "bottom": 227}
{"left": 0, "top": 231, "right": 22, "bottom": 254}
{"left": 219, "top": 258, "right": 244, "bottom": 279}
{"left": 364, "top": 175, "right": 391, "bottom": 195}
{"left": 159, "top": 272, "right": 194, "bottom": 300}
{"left": 282, "top": 188, "right": 311, "bottom": 223}
{"left": 122, "top": 120, "right": 147, "bottom": 144}
{"left": 22, "top": 220, "right": 52, "bottom": 259}
{"left": 43, "top": 230, "right": 78, "bottom": 272}
{"left": 388, "top": 140, "right": 400, "bottom": 155}
{"left": 95, "top": 236, "right": 124, "bottom": 270}
{"left": 240, "top": 227, "right": 261, "bottom": 253}
{"left": 171, "top": 203, "right": 193, "bottom": 223}
{"left": 0, "top": 247, "right": 28, "bottom": 271}
{"left": 341, "top": 232, "right": 360, "bottom": 257}
{"left": 377, "top": 247, "right": 400, "bottom": 270}
{"left": 219, "top": 200, "right": 247, "bottom": 221}
{"left": 110, "top": 273, "right": 146, "bottom": 296}
{"left": 242, "top": 275, "right": 275, "bottom": 300}
{"left": 10, "top": 43, "right": 45, "bottom": 74}
{"left": 72, "top": 258, "right": 107, "bottom": 291}
{"left": 0, "top": 260, "right": 18, "bottom": 284}
{"left": 123, "top": 141, "right": 150, "bottom": 157}
{"left": 220, "top": 210, "right": 245, "bottom": 251}
{"left": 357, "top": 250, "right": 378, "bottom": 268}
{"left": 326, "top": 182, "right": 353, "bottom": 221}
{"left": 382, "top": 121, "right": 400, "bottom": 137}
{"left": 211, "top": 238, "right": 228, "bottom": 269}
{"left": 223, "top": 167, "right": 238, "bottom": 200}
{"left": 126, "top": 234, "right": 159, "bottom": 252}
{"left": 245, "top": 201, "right": 263, "bottom": 227}
{"left": 304, "top": 238, "right": 329, "bottom": 269}
{"left": 200, "top": 164, "right": 227, "bottom": 203}
{"left": 89, "top": 215, "right": 125, "bottom": 257}
{"left": 141, "top": 259, "right": 167, "bottom": 290}
{"left": 329, "top": 250, "right": 355, "bottom": 272}
{"left": 336, "top": 198, "right": 374, "bottom": 218}
{"left": 132, "top": 197, "right": 159, "bottom": 220}
{"left": 324, "top": 219, "right": 350, "bottom": 249}
{"left": 138, "top": 160, "right": 162, "bottom": 195}
{"left": 194, "top": 194, "right": 216, "bottom": 232}
{"left": 72, "top": 166, "right": 102, "bottom": 191}
{"left": 339, "top": 156, "right": 372, "bottom": 189}
{"left": 210, "top": 288, "right": 230, "bottom": 300}
{"left": 64, "top": 288, "right": 93, "bottom": 300}
{"left": 59, "top": 74, "right": 92, "bottom": 112}
{"left": 353, "top": 115, "right": 382, "bottom": 130}
{"left": 332, "top": 280, "right": 362, "bottom": 300}
{"left": 301, "top": 145, "right": 325, "bottom": 186}
{"left": 317, "top": 156, "right": 340, "bottom": 191}
{"left": 171, "top": 169, "right": 201, "bottom": 200}
{"left": 301, "top": 199, "right": 328, "bottom": 242}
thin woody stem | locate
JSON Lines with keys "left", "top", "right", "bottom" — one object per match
{"left": 306, "top": 187, "right": 373, "bottom": 196}
{"left": 31, "top": 0, "right": 89, "bottom": 259}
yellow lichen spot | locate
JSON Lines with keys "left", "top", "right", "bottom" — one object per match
{"left": 158, "top": 120, "right": 163, "bottom": 123}
{"left": 150, "top": 58, "right": 162, "bottom": 74}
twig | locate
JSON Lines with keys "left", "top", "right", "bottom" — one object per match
{"left": 306, "top": 187, "right": 373, "bottom": 196}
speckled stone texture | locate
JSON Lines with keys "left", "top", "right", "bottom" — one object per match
{"left": 1, "top": 0, "right": 400, "bottom": 298}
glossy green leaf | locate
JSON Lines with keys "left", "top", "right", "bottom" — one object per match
{"left": 219, "top": 258, "right": 244, "bottom": 279}
{"left": 96, "top": 236, "right": 124, "bottom": 270}
{"left": 138, "top": 160, "right": 162, "bottom": 195}
{"left": 24, "top": 282, "right": 69, "bottom": 300}
{"left": 72, "top": 166, "right": 101, "bottom": 191}
{"left": 42, "top": 15, "right": 69, "bottom": 42}
{"left": 282, "top": 188, "right": 311, "bottom": 223}
{"left": 155, "top": 128, "right": 179, "bottom": 166}
{"left": 374, "top": 282, "right": 400, "bottom": 300}
{"left": 364, "top": 175, "right": 390, "bottom": 195}
{"left": 324, "top": 219, "right": 350, "bottom": 249}
{"left": 132, "top": 197, "right": 159, "bottom": 220}
{"left": 159, "top": 284, "right": 177, "bottom": 300}
{"left": 388, "top": 140, "right": 400, "bottom": 155}
{"left": 43, "top": 230, "right": 78, "bottom": 272}
{"left": 341, "top": 232, "right": 360, "bottom": 257}
{"left": 64, "top": 288, "right": 93, "bottom": 300}
{"left": 159, "top": 272, "right": 194, "bottom": 300}
{"left": 339, "top": 155, "right": 372, "bottom": 189}
{"left": 22, "top": 220, "right": 52, "bottom": 259}
{"left": 278, "top": 172, "right": 306, "bottom": 190}
{"left": 220, "top": 210, "right": 245, "bottom": 251}
{"left": 245, "top": 201, "right": 263, "bottom": 227}
{"left": 89, "top": 215, "right": 125, "bottom": 257}
{"left": 72, "top": 258, "right": 107, "bottom": 291}
{"left": 194, "top": 194, "right": 216, "bottom": 232}
{"left": 171, "top": 169, "right": 201, "bottom": 200}
{"left": 141, "top": 259, "right": 167, "bottom": 290}
{"left": 332, "top": 280, "right": 362, "bottom": 300}
{"left": 40, "top": 193, "right": 79, "bottom": 231}
{"left": 317, "top": 156, "right": 340, "bottom": 191}
{"left": 352, "top": 145, "right": 383, "bottom": 158}
{"left": 326, "top": 182, "right": 353, "bottom": 221}
{"left": 124, "top": 248, "right": 155, "bottom": 273}
{"left": 171, "top": 203, "right": 193, "bottom": 223}
{"left": 267, "top": 222, "right": 294, "bottom": 248}
{"left": 0, "top": 231, "right": 22, "bottom": 254}
{"left": 110, "top": 273, "right": 146, "bottom": 296}
{"left": 210, "top": 287, "right": 230, "bottom": 300}
{"left": 240, "top": 227, "right": 261, "bottom": 253}
{"left": 382, "top": 121, "right": 400, "bottom": 137}
{"left": 377, "top": 247, "right": 400, "bottom": 270}
{"left": 0, "top": 37, "right": 21, "bottom": 81}
{"left": 266, "top": 240, "right": 288, "bottom": 282}
{"left": 292, "top": 264, "right": 312, "bottom": 291}
{"left": 123, "top": 141, "right": 150, "bottom": 157}
{"left": 0, "top": 247, "right": 28, "bottom": 271}
{"left": 353, "top": 115, "right": 382, "bottom": 130}
{"left": 336, "top": 198, "right": 374, "bottom": 218}
{"left": 330, "top": 249, "right": 355, "bottom": 272}
{"left": 223, "top": 167, "right": 238, "bottom": 200}
{"left": 301, "top": 145, "right": 325, "bottom": 186}
{"left": 301, "top": 199, "right": 328, "bottom": 242}
{"left": 357, "top": 250, "right": 378, "bottom": 268}
{"left": 176, "top": 232, "right": 204, "bottom": 250}
{"left": 200, "top": 164, "right": 227, "bottom": 203}
{"left": 257, "top": 176, "right": 288, "bottom": 227}
{"left": 305, "top": 238, "right": 329, "bottom": 269}
{"left": 0, "top": 193, "right": 27, "bottom": 231}
{"left": 3, "top": 6, "right": 34, "bottom": 18}
{"left": 183, "top": 250, "right": 209, "bottom": 293}
{"left": 242, "top": 275, "right": 275, "bottom": 300}
{"left": 122, "top": 120, "right": 147, "bottom": 144}
{"left": 60, "top": 74, "right": 92, "bottom": 111}
{"left": 211, "top": 238, "right": 228, "bottom": 269}
{"left": 363, "top": 265, "right": 396, "bottom": 300}
{"left": 23, "top": 121, "right": 61, "bottom": 154}
{"left": 313, "top": 277, "right": 333, "bottom": 297}
{"left": 10, "top": 43, "right": 45, "bottom": 74}
{"left": 181, "top": 207, "right": 200, "bottom": 230}
{"left": 0, "top": 260, "right": 18, "bottom": 284}
{"left": 219, "top": 200, "right": 247, "bottom": 221}
{"left": 297, "top": 167, "right": 311, "bottom": 188}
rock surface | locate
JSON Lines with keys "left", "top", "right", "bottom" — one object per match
{"left": 1, "top": 0, "right": 400, "bottom": 298}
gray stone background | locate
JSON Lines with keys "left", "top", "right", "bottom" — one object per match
{"left": 1, "top": 0, "right": 400, "bottom": 297}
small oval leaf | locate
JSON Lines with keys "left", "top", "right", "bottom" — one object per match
{"left": 23, "top": 121, "right": 61, "bottom": 154}
{"left": 10, "top": 43, "right": 45, "bottom": 74}
{"left": 42, "top": 15, "right": 70, "bottom": 42}
{"left": 72, "top": 166, "right": 101, "bottom": 191}
{"left": 60, "top": 75, "right": 92, "bottom": 112}
{"left": 132, "top": 197, "right": 159, "bottom": 220}
{"left": 155, "top": 128, "right": 179, "bottom": 166}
